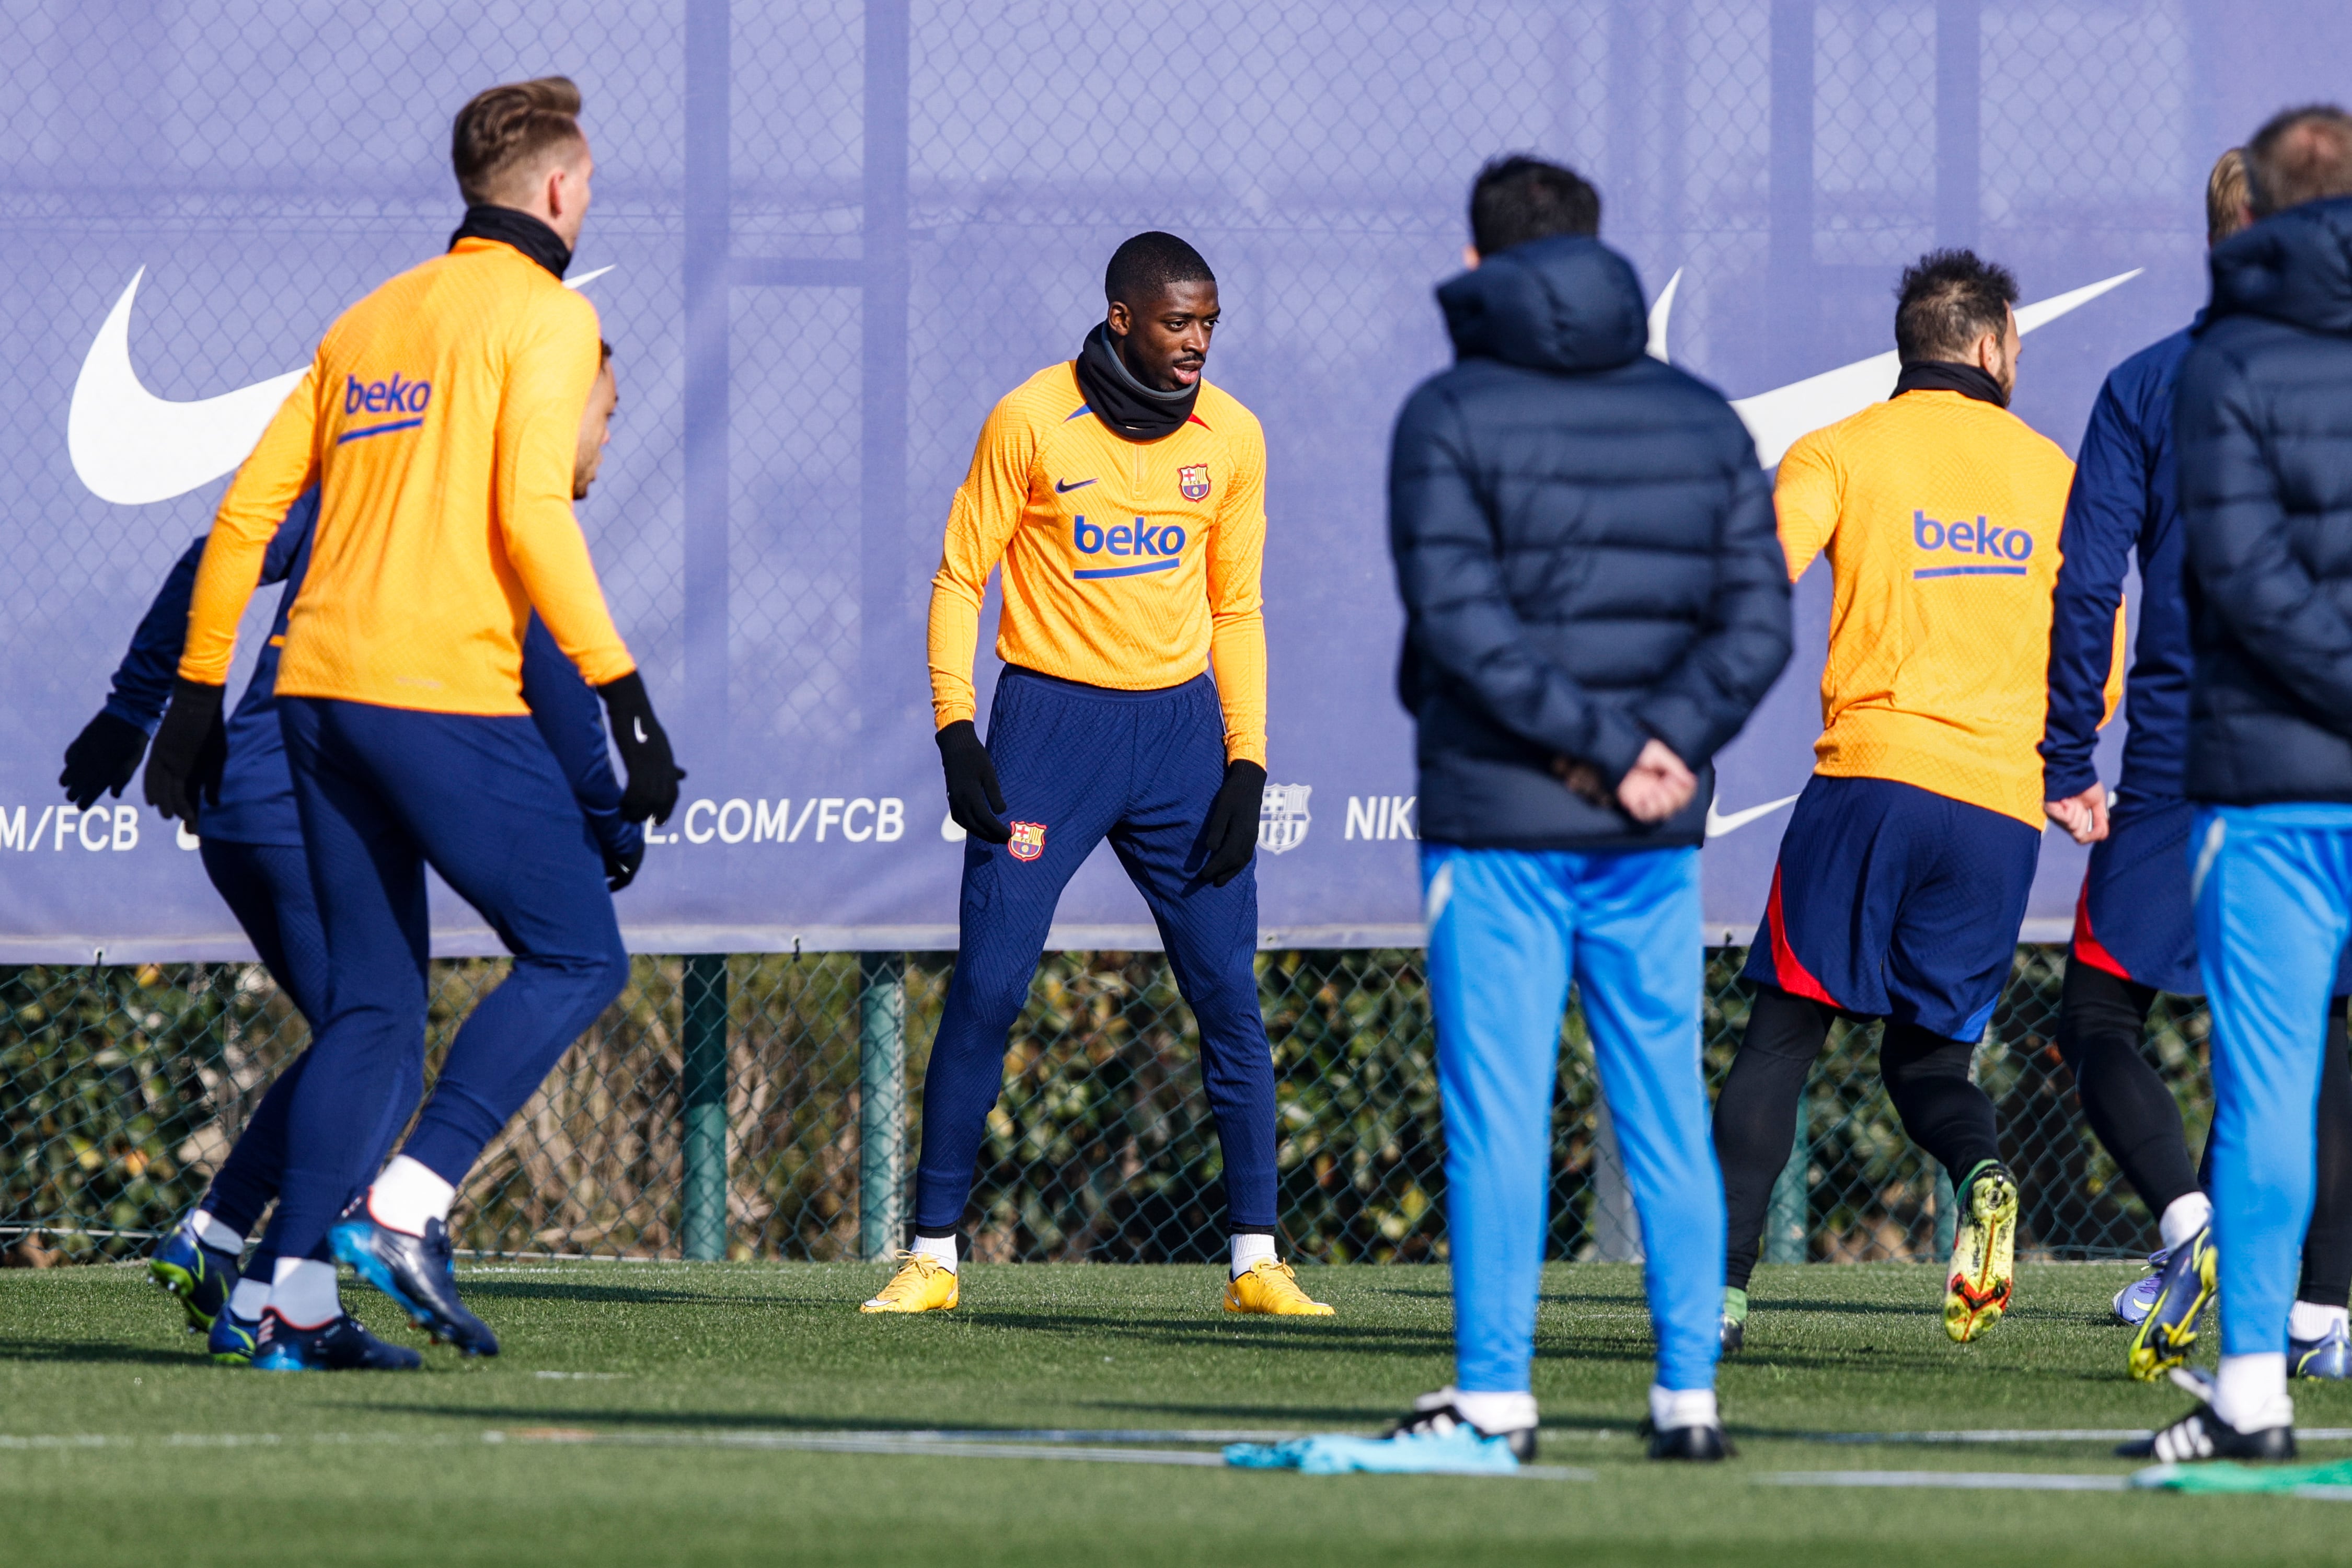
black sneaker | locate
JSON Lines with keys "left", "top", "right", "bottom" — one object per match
{"left": 2117, "top": 1403, "right": 2295, "bottom": 1462}
{"left": 1720, "top": 1314, "right": 1745, "bottom": 1355}
{"left": 331, "top": 1213, "right": 498, "bottom": 1356}
{"left": 249, "top": 1310, "right": 423, "bottom": 1372}
{"left": 1385, "top": 1400, "right": 1538, "bottom": 1463}
{"left": 1642, "top": 1417, "right": 1736, "bottom": 1461}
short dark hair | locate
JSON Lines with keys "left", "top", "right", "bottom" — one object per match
{"left": 2245, "top": 105, "right": 2352, "bottom": 217}
{"left": 1104, "top": 232, "right": 1215, "bottom": 307}
{"left": 1894, "top": 249, "right": 2019, "bottom": 363}
{"left": 452, "top": 76, "right": 586, "bottom": 207}
{"left": 1469, "top": 156, "right": 1600, "bottom": 257}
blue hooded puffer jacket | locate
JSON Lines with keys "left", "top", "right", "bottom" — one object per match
{"left": 2178, "top": 194, "right": 2352, "bottom": 804}
{"left": 1387, "top": 234, "right": 1792, "bottom": 850}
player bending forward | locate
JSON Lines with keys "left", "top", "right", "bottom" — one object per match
{"left": 1362, "top": 156, "right": 1789, "bottom": 1468}
{"left": 144, "top": 78, "right": 679, "bottom": 1367}
{"left": 2039, "top": 147, "right": 2352, "bottom": 1385}
{"left": 862, "top": 233, "right": 1325, "bottom": 1316}
{"left": 1713, "top": 249, "right": 2095, "bottom": 1350}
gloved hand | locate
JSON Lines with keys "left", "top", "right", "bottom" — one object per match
{"left": 596, "top": 671, "right": 683, "bottom": 825}
{"left": 1198, "top": 759, "right": 1266, "bottom": 887}
{"left": 936, "top": 719, "right": 1010, "bottom": 844}
{"left": 142, "top": 679, "right": 228, "bottom": 825}
{"left": 603, "top": 840, "right": 645, "bottom": 893}
{"left": 60, "top": 710, "right": 151, "bottom": 811}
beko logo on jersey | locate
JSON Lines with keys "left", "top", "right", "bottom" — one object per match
{"left": 1911, "top": 510, "right": 2031, "bottom": 578}
{"left": 344, "top": 373, "right": 432, "bottom": 416}
{"left": 1071, "top": 514, "right": 1185, "bottom": 580}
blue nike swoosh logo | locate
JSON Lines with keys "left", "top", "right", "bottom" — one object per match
{"left": 1055, "top": 478, "right": 1096, "bottom": 493}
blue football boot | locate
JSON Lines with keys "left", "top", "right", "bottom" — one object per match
{"left": 2292, "top": 1318, "right": 2352, "bottom": 1380}
{"left": 249, "top": 1310, "right": 422, "bottom": 1372}
{"left": 206, "top": 1307, "right": 262, "bottom": 1366}
{"left": 2114, "top": 1248, "right": 2170, "bottom": 1325}
{"left": 148, "top": 1224, "right": 239, "bottom": 1334}
{"left": 2128, "top": 1224, "right": 2215, "bottom": 1380}
{"left": 330, "top": 1214, "right": 498, "bottom": 1357}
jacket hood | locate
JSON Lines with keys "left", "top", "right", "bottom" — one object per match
{"left": 1437, "top": 235, "right": 1647, "bottom": 374}
{"left": 2207, "top": 194, "right": 2352, "bottom": 337}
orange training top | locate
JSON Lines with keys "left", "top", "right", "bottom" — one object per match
{"left": 1777, "top": 388, "right": 2120, "bottom": 827}
{"left": 178, "top": 237, "right": 633, "bottom": 711}
{"left": 927, "top": 361, "right": 1269, "bottom": 765}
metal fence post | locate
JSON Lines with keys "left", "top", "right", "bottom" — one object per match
{"left": 859, "top": 952, "right": 907, "bottom": 1261}
{"left": 682, "top": 954, "right": 729, "bottom": 1261}
{"left": 1764, "top": 1096, "right": 1809, "bottom": 1264}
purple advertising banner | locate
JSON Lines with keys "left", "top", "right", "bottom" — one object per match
{"left": 0, "top": 1, "right": 2341, "bottom": 960}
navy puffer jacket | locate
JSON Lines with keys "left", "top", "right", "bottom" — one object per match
{"left": 2179, "top": 194, "right": 2352, "bottom": 804}
{"left": 1388, "top": 235, "right": 1792, "bottom": 850}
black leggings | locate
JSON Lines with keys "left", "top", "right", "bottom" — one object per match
{"left": 2057, "top": 961, "right": 2352, "bottom": 1308}
{"left": 1716, "top": 986, "right": 2003, "bottom": 1291}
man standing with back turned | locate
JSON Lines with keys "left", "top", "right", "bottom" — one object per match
{"left": 143, "top": 78, "right": 680, "bottom": 1367}
{"left": 2137, "top": 106, "right": 2352, "bottom": 1462}
{"left": 862, "top": 232, "right": 1326, "bottom": 1317}
{"left": 1713, "top": 251, "right": 2093, "bottom": 1351}
{"left": 1344, "top": 156, "right": 1789, "bottom": 1469}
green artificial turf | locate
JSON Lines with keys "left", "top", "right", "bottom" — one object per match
{"left": 4, "top": 1259, "right": 2349, "bottom": 1565}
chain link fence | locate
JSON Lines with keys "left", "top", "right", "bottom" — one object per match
{"left": 1, "top": 945, "right": 2201, "bottom": 1267}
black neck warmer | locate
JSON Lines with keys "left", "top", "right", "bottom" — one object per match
{"left": 447, "top": 205, "right": 572, "bottom": 280}
{"left": 1073, "top": 321, "right": 1199, "bottom": 441}
{"left": 1893, "top": 359, "right": 2009, "bottom": 408}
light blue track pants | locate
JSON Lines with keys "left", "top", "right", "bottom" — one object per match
{"left": 2193, "top": 805, "right": 2352, "bottom": 1358}
{"left": 1423, "top": 844, "right": 1723, "bottom": 1394}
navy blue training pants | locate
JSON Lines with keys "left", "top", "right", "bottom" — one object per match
{"left": 263, "top": 697, "right": 629, "bottom": 1264}
{"left": 196, "top": 838, "right": 419, "bottom": 1273}
{"left": 914, "top": 668, "right": 1278, "bottom": 1233}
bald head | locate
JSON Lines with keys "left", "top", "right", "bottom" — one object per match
{"left": 2246, "top": 105, "right": 2352, "bottom": 218}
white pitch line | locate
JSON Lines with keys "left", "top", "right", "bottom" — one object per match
{"left": 1766, "top": 1470, "right": 2129, "bottom": 1492}
{"left": 1804, "top": 1427, "right": 2352, "bottom": 1445}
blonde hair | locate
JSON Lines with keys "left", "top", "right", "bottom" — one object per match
{"left": 2208, "top": 148, "right": 2250, "bottom": 245}
{"left": 451, "top": 77, "right": 585, "bottom": 206}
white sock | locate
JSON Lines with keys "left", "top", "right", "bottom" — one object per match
{"left": 2211, "top": 1352, "right": 2292, "bottom": 1432}
{"left": 911, "top": 1233, "right": 958, "bottom": 1273}
{"left": 2290, "top": 1299, "right": 2349, "bottom": 1340}
{"left": 267, "top": 1256, "right": 340, "bottom": 1330}
{"left": 366, "top": 1155, "right": 456, "bottom": 1237}
{"left": 2159, "top": 1191, "right": 2213, "bottom": 1252}
{"left": 1649, "top": 1383, "right": 1720, "bottom": 1432}
{"left": 188, "top": 1210, "right": 245, "bottom": 1254}
{"left": 1452, "top": 1388, "right": 1538, "bottom": 1434}
{"left": 227, "top": 1277, "right": 271, "bottom": 1319}
{"left": 1230, "top": 1232, "right": 1276, "bottom": 1278}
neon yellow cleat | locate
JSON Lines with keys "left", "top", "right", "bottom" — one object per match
{"left": 1224, "top": 1258, "right": 1335, "bottom": 1316}
{"left": 859, "top": 1251, "right": 959, "bottom": 1313}
{"left": 1944, "top": 1162, "right": 2019, "bottom": 1343}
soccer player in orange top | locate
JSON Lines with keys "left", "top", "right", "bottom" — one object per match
{"left": 1711, "top": 251, "right": 2101, "bottom": 1349}
{"left": 862, "top": 233, "right": 1327, "bottom": 1316}
{"left": 141, "top": 78, "right": 680, "bottom": 1368}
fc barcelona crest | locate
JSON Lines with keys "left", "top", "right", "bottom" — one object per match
{"left": 1008, "top": 820, "right": 1047, "bottom": 861}
{"left": 1257, "top": 783, "right": 1312, "bottom": 855}
{"left": 1178, "top": 463, "right": 1212, "bottom": 502}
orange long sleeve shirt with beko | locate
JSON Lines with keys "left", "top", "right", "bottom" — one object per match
{"left": 1776, "top": 388, "right": 2121, "bottom": 828}
{"left": 927, "top": 362, "right": 1270, "bottom": 765}
{"left": 178, "top": 236, "right": 633, "bottom": 711}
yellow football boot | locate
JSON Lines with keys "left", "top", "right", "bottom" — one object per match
{"left": 1943, "top": 1162, "right": 2019, "bottom": 1343}
{"left": 1224, "top": 1257, "right": 1335, "bottom": 1316}
{"left": 859, "top": 1251, "right": 959, "bottom": 1313}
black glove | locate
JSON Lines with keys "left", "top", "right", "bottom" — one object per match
{"left": 142, "top": 678, "right": 228, "bottom": 825}
{"left": 60, "top": 710, "right": 151, "bottom": 811}
{"left": 596, "top": 671, "right": 683, "bottom": 825}
{"left": 936, "top": 719, "right": 1010, "bottom": 844}
{"left": 1198, "top": 759, "right": 1266, "bottom": 887}
{"left": 604, "top": 840, "right": 645, "bottom": 893}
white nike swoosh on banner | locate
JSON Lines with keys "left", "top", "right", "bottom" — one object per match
{"left": 1705, "top": 793, "right": 1801, "bottom": 839}
{"left": 1650, "top": 269, "right": 2142, "bottom": 466}
{"left": 71, "top": 264, "right": 616, "bottom": 506}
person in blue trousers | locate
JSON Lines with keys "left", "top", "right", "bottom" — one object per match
{"left": 62, "top": 344, "right": 642, "bottom": 1370}
{"left": 2138, "top": 106, "right": 2352, "bottom": 1463}
{"left": 1368, "top": 158, "right": 1789, "bottom": 1469}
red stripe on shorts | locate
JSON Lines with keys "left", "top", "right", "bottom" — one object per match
{"left": 2068, "top": 876, "right": 2133, "bottom": 982}
{"left": 1764, "top": 863, "right": 1842, "bottom": 1008}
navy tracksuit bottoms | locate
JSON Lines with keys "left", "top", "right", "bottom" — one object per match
{"left": 260, "top": 697, "right": 629, "bottom": 1265}
{"left": 913, "top": 667, "right": 1278, "bottom": 1234}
